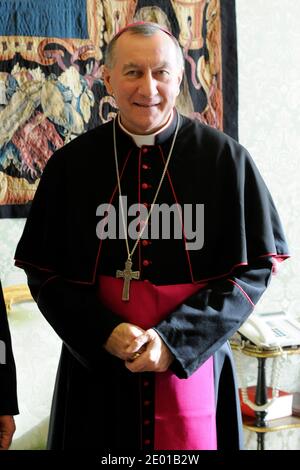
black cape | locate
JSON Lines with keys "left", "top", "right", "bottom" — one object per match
{"left": 15, "top": 113, "right": 289, "bottom": 449}
{"left": 15, "top": 113, "right": 288, "bottom": 284}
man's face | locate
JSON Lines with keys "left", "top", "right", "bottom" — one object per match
{"left": 103, "top": 31, "right": 183, "bottom": 135}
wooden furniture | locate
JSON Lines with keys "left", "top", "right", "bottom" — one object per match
{"left": 231, "top": 338, "right": 300, "bottom": 450}
{"left": 3, "top": 284, "right": 33, "bottom": 313}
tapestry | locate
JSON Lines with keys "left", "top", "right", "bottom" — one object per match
{"left": 0, "top": 0, "right": 237, "bottom": 218}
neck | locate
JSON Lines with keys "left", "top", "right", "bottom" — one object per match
{"left": 118, "top": 110, "right": 174, "bottom": 147}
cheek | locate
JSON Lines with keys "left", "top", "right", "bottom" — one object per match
{"left": 117, "top": 83, "right": 135, "bottom": 99}
{"left": 167, "top": 80, "right": 181, "bottom": 96}
{"left": 159, "top": 84, "right": 177, "bottom": 99}
{"left": 167, "top": 85, "right": 181, "bottom": 100}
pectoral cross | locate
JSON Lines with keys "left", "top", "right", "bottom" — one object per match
{"left": 116, "top": 258, "right": 140, "bottom": 301}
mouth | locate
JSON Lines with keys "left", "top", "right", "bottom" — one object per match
{"left": 134, "top": 103, "right": 160, "bottom": 108}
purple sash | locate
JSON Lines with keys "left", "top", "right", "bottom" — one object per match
{"left": 98, "top": 275, "right": 217, "bottom": 450}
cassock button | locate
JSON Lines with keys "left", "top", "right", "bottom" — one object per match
{"left": 143, "top": 260, "right": 151, "bottom": 267}
{"left": 144, "top": 419, "right": 151, "bottom": 426}
{"left": 143, "top": 380, "right": 150, "bottom": 387}
{"left": 144, "top": 400, "right": 151, "bottom": 406}
{"left": 144, "top": 439, "right": 151, "bottom": 445}
{"left": 142, "top": 183, "right": 151, "bottom": 190}
{"left": 142, "top": 202, "right": 150, "bottom": 209}
{"left": 142, "top": 240, "right": 150, "bottom": 246}
{"left": 142, "top": 148, "right": 148, "bottom": 153}
{"left": 142, "top": 164, "right": 150, "bottom": 170}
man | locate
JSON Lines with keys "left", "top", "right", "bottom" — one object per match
{"left": 0, "top": 281, "right": 18, "bottom": 450}
{"left": 15, "top": 22, "right": 289, "bottom": 450}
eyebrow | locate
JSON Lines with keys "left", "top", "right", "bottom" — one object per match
{"left": 122, "top": 61, "right": 172, "bottom": 72}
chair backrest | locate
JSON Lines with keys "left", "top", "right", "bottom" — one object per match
{"left": 3, "top": 284, "right": 33, "bottom": 314}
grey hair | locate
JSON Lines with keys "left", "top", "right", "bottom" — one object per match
{"left": 104, "top": 22, "right": 184, "bottom": 71}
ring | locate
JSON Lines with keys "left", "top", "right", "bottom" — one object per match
{"left": 132, "top": 352, "right": 141, "bottom": 360}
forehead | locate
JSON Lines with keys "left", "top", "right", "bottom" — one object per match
{"left": 113, "top": 31, "right": 178, "bottom": 66}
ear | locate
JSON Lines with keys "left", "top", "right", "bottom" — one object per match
{"left": 103, "top": 65, "right": 113, "bottom": 96}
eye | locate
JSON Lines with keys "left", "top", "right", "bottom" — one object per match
{"left": 155, "top": 70, "right": 170, "bottom": 78}
{"left": 125, "top": 70, "right": 140, "bottom": 77}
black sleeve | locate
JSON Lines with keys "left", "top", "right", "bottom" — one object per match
{"left": 154, "top": 259, "right": 273, "bottom": 378}
{"left": 25, "top": 267, "right": 124, "bottom": 370}
{"left": 0, "top": 282, "right": 19, "bottom": 415}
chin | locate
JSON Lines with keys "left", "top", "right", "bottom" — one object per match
{"left": 124, "top": 111, "right": 168, "bottom": 134}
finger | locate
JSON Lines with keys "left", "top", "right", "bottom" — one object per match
{"left": 127, "top": 351, "right": 142, "bottom": 362}
{"left": 126, "top": 333, "right": 150, "bottom": 354}
{"left": 125, "top": 355, "right": 147, "bottom": 372}
{"left": 0, "top": 434, "right": 12, "bottom": 450}
{"left": 126, "top": 342, "right": 148, "bottom": 362}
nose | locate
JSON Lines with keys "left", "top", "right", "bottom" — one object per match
{"left": 138, "top": 71, "right": 157, "bottom": 98}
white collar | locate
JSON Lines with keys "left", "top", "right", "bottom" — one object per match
{"left": 118, "top": 110, "right": 174, "bottom": 147}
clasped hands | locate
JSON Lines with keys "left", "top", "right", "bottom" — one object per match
{"left": 104, "top": 323, "right": 174, "bottom": 373}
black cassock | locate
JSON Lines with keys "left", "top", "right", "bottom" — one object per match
{"left": 15, "top": 112, "right": 289, "bottom": 450}
{"left": 0, "top": 281, "right": 18, "bottom": 416}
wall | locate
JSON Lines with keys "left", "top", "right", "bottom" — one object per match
{"left": 235, "top": 0, "right": 300, "bottom": 449}
{"left": 0, "top": 0, "right": 299, "bottom": 450}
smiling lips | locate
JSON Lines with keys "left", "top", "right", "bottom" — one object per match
{"left": 134, "top": 102, "right": 160, "bottom": 107}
